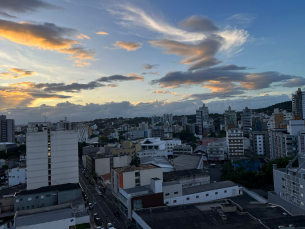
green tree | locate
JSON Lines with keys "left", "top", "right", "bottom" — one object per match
{"left": 98, "top": 136, "right": 109, "bottom": 143}
{"left": 2, "top": 165, "right": 8, "bottom": 170}
{"left": 130, "top": 156, "right": 140, "bottom": 167}
{"left": 217, "top": 130, "right": 226, "bottom": 138}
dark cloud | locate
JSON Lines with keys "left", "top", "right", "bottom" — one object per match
{"left": 184, "top": 88, "right": 245, "bottom": 100}
{"left": 0, "top": 0, "right": 61, "bottom": 13}
{"left": 96, "top": 74, "right": 144, "bottom": 82}
{"left": 30, "top": 93, "right": 72, "bottom": 98}
{"left": 35, "top": 81, "right": 105, "bottom": 93}
{"left": 282, "top": 78, "right": 305, "bottom": 88}
{"left": 0, "top": 11, "right": 16, "bottom": 18}
{"left": 141, "top": 72, "right": 160, "bottom": 75}
{"left": 180, "top": 16, "right": 219, "bottom": 32}
{"left": 141, "top": 63, "right": 158, "bottom": 70}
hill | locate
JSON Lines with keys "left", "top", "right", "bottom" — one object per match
{"left": 253, "top": 101, "right": 292, "bottom": 115}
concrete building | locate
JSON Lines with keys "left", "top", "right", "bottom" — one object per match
{"left": 226, "top": 128, "right": 244, "bottom": 158}
{"left": 56, "top": 117, "right": 71, "bottom": 130}
{"left": 207, "top": 139, "right": 227, "bottom": 161}
{"left": 287, "top": 120, "right": 305, "bottom": 135}
{"left": 8, "top": 168, "right": 26, "bottom": 187}
{"left": 0, "top": 115, "right": 15, "bottom": 143}
{"left": 118, "top": 178, "right": 164, "bottom": 219}
{"left": 151, "top": 116, "right": 160, "bottom": 125}
{"left": 267, "top": 108, "right": 293, "bottom": 130}
{"left": 292, "top": 88, "right": 305, "bottom": 119}
{"left": 172, "top": 145, "right": 193, "bottom": 157}
{"left": 111, "top": 164, "right": 163, "bottom": 198}
{"left": 26, "top": 123, "right": 78, "bottom": 190}
{"left": 250, "top": 122, "right": 270, "bottom": 158}
{"left": 163, "top": 114, "right": 173, "bottom": 124}
{"left": 196, "top": 104, "right": 209, "bottom": 135}
{"left": 127, "top": 130, "right": 150, "bottom": 140}
{"left": 86, "top": 154, "right": 131, "bottom": 176}
{"left": 182, "top": 116, "right": 188, "bottom": 127}
{"left": 140, "top": 157, "right": 174, "bottom": 172}
{"left": 224, "top": 106, "right": 237, "bottom": 130}
{"left": 138, "top": 122, "right": 149, "bottom": 130}
{"left": 151, "top": 126, "right": 164, "bottom": 138}
{"left": 110, "top": 141, "right": 141, "bottom": 159}
{"left": 76, "top": 123, "right": 89, "bottom": 142}
{"left": 137, "top": 150, "right": 168, "bottom": 158}
{"left": 242, "top": 107, "right": 252, "bottom": 135}
{"left": 140, "top": 138, "right": 166, "bottom": 150}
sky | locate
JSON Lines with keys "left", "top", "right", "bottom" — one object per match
{"left": 0, "top": 0, "right": 304, "bottom": 124}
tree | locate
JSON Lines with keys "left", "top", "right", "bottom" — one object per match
{"left": 93, "top": 173, "right": 98, "bottom": 181}
{"left": 98, "top": 136, "right": 109, "bottom": 143}
{"left": 217, "top": 130, "right": 226, "bottom": 138}
{"left": 130, "top": 156, "right": 140, "bottom": 167}
{"left": 2, "top": 165, "right": 8, "bottom": 170}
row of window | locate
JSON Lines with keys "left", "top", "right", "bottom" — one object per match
{"left": 165, "top": 190, "right": 228, "bottom": 198}
{"left": 16, "top": 194, "right": 57, "bottom": 203}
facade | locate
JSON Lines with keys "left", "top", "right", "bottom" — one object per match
{"left": 111, "top": 164, "right": 163, "bottom": 198}
{"left": 207, "top": 139, "right": 227, "bottom": 161}
{"left": 163, "top": 113, "right": 173, "bottom": 124}
{"left": 226, "top": 128, "right": 244, "bottom": 158}
{"left": 137, "top": 150, "right": 167, "bottom": 158}
{"left": 127, "top": 130, "right": 150, "bottom": 140}
{"left": 76, "top": 123, "right": 89, "bottom": 142}
{"left": 267, "top": 108, "right": 293, "bottom": 130}
{"left": 165, "top": 139, "right": 181, "bottom": 153}
{"left": 8, "top": 168, "right": 26, "bottom": 187}
{"left": 224, "top": 106, "right": 237, "bottom": 130}
{"left": 182, "top": 116, "right": 188, "bottom": 127}
{"left": 151, "top": 126, "right": 164, "bottom": 138}
{"left": 0, "top": 115, "right": 15, "bottom": 143}
{"left": 26, "top": 123, "right": 79, "bottom": 190}
{"left": 173, "top": 145, "right": 193, "bottom": 156}
{"left": 110, "top": 141, "right": 141, "bottom": 159}
{"left": 249, "top": 122, "right": 270, "bottom": 158}
{"left": 242, "top": 107, "right": 252, "bottom": 135}
{"left": 292, "top": 88, "right": 305, "bottom": 119}
{"left": 196, "top": 104, "right": 209, "bottom": 135}
{"left": 56, "top": 117, "right": 71, "bottom": 130}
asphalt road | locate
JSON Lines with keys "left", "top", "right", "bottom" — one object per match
{"left": 79, "top": 166, "right": 127, "bottom": 229}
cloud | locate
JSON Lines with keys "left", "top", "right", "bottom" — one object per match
{"left": 141, "top": 63, "right": 158, "bottom": 70}
{"left": 141, "top": 72, "right": 160, "bottom": 75}
{"left": 0, "top": 68, "right": 36, "bottom": 79}
{"left": 113, "top": 41, "right": 142, "bottom": 51}
{"left": 96, "top": 31, "right": 109, "bottom": 35}
{"left": 153, "top": 90, "right": 178, "bottom": 95}
{"left": 184, "top": 88, "right": 245, "bottom": 100}
{"left": 180, "top": 16, "right": 219, "bottom": 32}
{"left": 0, "top": 0, "right": 60, "bottom": 13}
{"left": 282, "top": 78, "right": 305, "bottom": 87}
{"left": 76, "top": 33, "right": 90, "bottom": 40}
{"left": 0, "top": 11, "right": 16, "bottom": 18}
{"left": 226, "top": 14, "right": 256, "bottom": 26}
{"left": 97, "top": 73, "right": 144, "bottom": 82}
{"left": 0, "top": 19, "right": 95, "bottom": 67}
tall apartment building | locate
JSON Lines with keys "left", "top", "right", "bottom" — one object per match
{"left": 0, "top": 115, "right": 15, "bottom": 142}
{"left": 224, "top": 106, "right": 237, "bottom": 130}
{"left": 56, "top": 117, "right": 71, "bottom": 130}
{"left": 226, "top": 128, "right": 244, "bottom": 158}
{"left": 292, "top": 88, "right": 305, "bottom": 119}
{"left": 138, "top": 122, "right": 148, "bottom": 130}
{"left": 163, "top": 113, "right": 173, "bottom": 124}
{"left": 26, "top": 123, "right": 79, "bottom": 190}
{"left": 242, "top": 107, "right": 252, "bottom": 135}
{"left": 249, "top": 122, "right": 270, "bottom": 158}
{"left": 111, "top": 164, "right": 163, "bottom": 197}
{"left": 76, "top": 123, "right": 89, "bottom": 142}
{"left": 182, "top": 115, "right": 188, "bottom": 127}
{"left": 196, "top": 104, "right": 209, "bottom": 135}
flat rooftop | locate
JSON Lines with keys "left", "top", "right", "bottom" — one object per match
{"left": 113, "top": 164, "right": 159, "bottom": 173}
{"left": 162, "top": 181, "right": 180, "bottom": 187}
{"left": 123, "top": 185, "right": 151, "bottom": 194}
{"left": 163, "top": 169, "right": 209, "bottom": 182}
{"left": 16, "top": 183, "right": 80, "bottom": 196}
{"left": 183, "top": 181, "right": 237, "bottom": 196}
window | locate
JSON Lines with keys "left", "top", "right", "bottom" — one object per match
{"left": 165, "top": 193, "right": 169, "bottom": 196}
{"left": 174, "top": 191, "right": 178, "bottom": 194}
{"left": 215, "top": 192, "right": 218, "bottom": 195}
{"left": 135, "top": 172, "right": 140, "bottom": 177}
{"left": 28, "top": 197, "right": 32, "bottom": 201}
{"left": 16, "top": 199, "right": 19, "bottom": 203}
{"left": 165, "top": 201, "right": 169, "bottom": 204}
{"left": 52, "top": 194, "right": 57, "bottom": 197}
{"left": 21, "top": 207, "right": 24, "bottom": 210}
{"left": 36, "top": 196, "right": 39, "bottom": 199}
{"left": 206, "top": 194, "right": 209, "bottom": 196}
{"left": 46, "top": 194, "right": 50, "bottom": 197}
{"left": 27, "top": 206, "right": 29, "bottom": 209}
{"left": 173, "top": 200, "right": 177, "bottom": 203}
{"left": 224, "top": 190, "right": 227, "bottom": 193}
{"left": 196, "top": 196, "right": 199, "bottom": 198}
{"left": 135, "top": 178, "right": 140, "bottom": 183}
{"left": 186, "top": 197, "right": 190, "bottom": 200}
{"left": 32, "top": 205, "right": 34, "bottom": 209}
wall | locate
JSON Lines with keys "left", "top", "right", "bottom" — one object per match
{"left": 95, "top": 158, "right": 110, "bottom": 176}
{"left": 75, "top": 215, "right": 90, "bottom": 225}
{"left": 17, "top": 217, "right": 75, "bottom": 229}
{"left": 163, "top": 183, "right": 182, "bottom": 199}
{"left": 8, "top": 168, "right": 26, "bottom": 187}
{"left": 58, "top": 188, "right": 82, "bottom": 204}
{"left": 241, "top": 186, "right": 267, "bottom": 203}
{"left": 113, "top": 156, "right": 131, "bottom": 168}
{"left": 140, "top": 168, "right": 163, "bottom": 186}
{"left": 132, "top": 211, "right": 151, "bottom": 229}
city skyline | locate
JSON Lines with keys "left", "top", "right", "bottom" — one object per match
{"left": 0, "top": 0, "right": 304, "bottom": 124}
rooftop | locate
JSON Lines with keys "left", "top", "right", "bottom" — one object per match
{"left": 113, "top": 164, "right": 160, "bottom": 173}
{"left": 123, "top": 185, "right": 151, "bottom": 194}
{"left": 101, "top": 173, "right": 111, "bottom": 180}
{"left": 162, "top": 181, "right": 180, "bottom": 187}
{"left": 140, "top": 156, "right": 173, "bottom": 168}
{"left": 16, "top": 183, "right": 80, "bottom": 196}
{"left": 183, "top": 181, "right": 237, "bottom": 196}
{"left": 163, "top": 169, "right": 209, "bottom": 182}
{"left": 173, "top": 154, "right": 202, "bottom": 170}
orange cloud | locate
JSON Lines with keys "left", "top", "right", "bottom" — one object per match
{"left": 0, "top": 68, "right": 36, "bottom": 79}
{"left": 153, "top": 90, "right": 178, "bottom": 95}
{"left": 96, "top": 31, "right": 108, "bottom": 35}
{"left": 203, "top": 80, "right": 234, "bottom": 92}
{"left": 0, "top": 19, "right": 95, "bottom": 67}
{"left": 76, "top": 33, "right": 90, "bottom": 39}
{"left": 114, "top": 41, "right": 142, "bottom": 51}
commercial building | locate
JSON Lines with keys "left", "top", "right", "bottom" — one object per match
{"left": 111, "top": 164, "right": 163, "bottom": 198}
{"left": 196, "top": 104, "right": 209, "bottom": 135}
{"left": 0, "top": 115, "right": 15, "bottom": 143}
{"left": 249, "top": 122, "right": 270, "bottom": 158}
{"left": 8, "top": 168, "right": 26, "bottom": 187}
{"left": 242, "top": 107, "right": 252, "bottom": 135}
{"left": 86, "top": 153, "right": 131, "bottom": 176}
{"left": 224, "top": 106, "right": 237, "bottom": 130}
{"left": 26, "top": 123, "right": 78, "bottom": 190}
{"left": 292, "top": 88, "right": 305, "bottom": 119}
{"left": 110, "top": 141, "right": 141, "bottom": 159}
{"left": 181, "top": 116, "right": 188, "bottom": 127}
{"left": 76, "top": 123, "right": 89, "bottom": 142}
{"left": 226, "top": 128, "right": 244, "bottom": 158}
{"left": 207, "top": 139, "right": 227, "bottom": 161}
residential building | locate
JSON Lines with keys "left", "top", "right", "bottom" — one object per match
{"left": 26, "top": 123, "right": 78, "bottom": 190}
{"left": 0, "top": 115, "right": 15, "bottom": 142}
{"left": 110, "top": 141, "right": 141, "bottom": 159}
{"left": 137, "top": 150, "right": 168, "bottom": 158}
{"left": 126, "top": 130, "right": 150, "bottom": 139}
{"left": 207, "top": 139, "right": 227, "bottom": 161}
{"left": 8, "top": 168, "right": 26, "bottom": 187}
{"left": 226, "top": 128, "right": 244, "bottom": 158}
{"left": 118, "top": 178, "right": 164, "bottom": 219}
{"left": 165, "top": 139, "right": 181, "bottom": 153}
{"left": 56, "top": 117, "right": 71, "bottom": 130}
{"left": 151, "top": 116, "right": 160, "bottom": 125}
{"left": 242, "top": 107, "right": 252, "bottom": 135}
{"left": 267, "top": 108, "right": 293, "bottom": 130}
{"left": 196, "top": 104, "right": 209, "bottom": 135}
{"left": 76, "top": 123, "right": 89, "bottom": 142}
{"left": 173, "top": 145, "right": 193, "bottom": 157}
{"left": 173, "top": 154, "right": 205, "bottom": 170}
{"left": 182, "top": 116, "right": 188, "bottom": 127}
{"left": 111, "top": 164, "right": 163, "bottom": 198}
{"left": 163, "top": 169, "right": 210, "bottom": 188}
{"left": 224, "top": 106, "right": 237, "bottom": 130}
{"left": 86, "top": 154, "right": 131, "bottom": 176}
{"left": 138, "top": 122, "right": 149, "bottom": 130}
{"left": 292, "top": 88, "right": 305, "bottom": 119}
{"left": 152, "top": 126, "right": 164, "bottom": 138}
{"left": 287, "top": 120, "right": 305, "bottom": 135}
{"left": 249, "top": 122, "right": 270, "bottom": 158}
{"left": 163, "top": 113, "right": 173, "bottom": 124}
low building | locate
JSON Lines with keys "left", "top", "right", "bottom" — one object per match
{"left": 111, "top": 164, "right": 163, "bottom": 198}
{"left": 110, "top": 141, "right": 141, "bottom": 159}
{"left": 163, "top": 169, "right": 210, "bottom": 188}
{"left": 140, "top": 157, "right": 174, "bottom": 172}
{"left": 140, "top": 138, "right": 166, "bottom": 151}
{"left": 8, "top": 168, "right": 26, "bottom": 187}
{"left": 207, "top": 139, "right": 227, "bottom": 161}
{"left": 137, "top": 150, "right": 168, "bottom": 158}
{"left": 172, "top": 145, "right": 193, "bottom": 157}
{"left": 173, "top": 155, "right": 205, "bottom": 170}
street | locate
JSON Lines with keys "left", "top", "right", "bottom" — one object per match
{"left": 79, "top": 165, "right": 127, "bottom": 229}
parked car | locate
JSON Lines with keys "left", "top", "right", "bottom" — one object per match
{"left": 93, "top": 213, "right": 99, "bottom": 220}
{"left": 88, "top": 202, "right": 93, "bottom": 209}
{"left": 96, "top": 227, "right": 104, "bottom": 229}
{"left": 113, "top": 210, "right": 120, "bottom": 217}
{"left": 95, "top": 217, "right": 102, "bottom": 226}
{"left": 107, "top": 223, "right": 115, "bottom": 229}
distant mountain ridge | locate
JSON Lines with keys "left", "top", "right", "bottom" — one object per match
{"left": 252, "top": 101, "right": 292, "bottom": 114}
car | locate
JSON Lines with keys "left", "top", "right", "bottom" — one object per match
{"left": 83, "top": 194, "right": 87, "bottom": 200}
{"left": 95, "top": 217, "right": 102, "bottom": 226}
{"left": 113, "top": 210, "right": 120, "bottom": 217}
{"left": 88, "top": 202, "right": 93, "bottom": 209}
{"left": 107, "top": 223, "right": 115, "bottom": 229}
{"left": 93, "top": 213, "right": 99, "bottom": 220}
{"left": 96, "top": 227, "right": 104, "bottom": 229}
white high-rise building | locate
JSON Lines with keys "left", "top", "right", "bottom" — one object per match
{"left": 26, "top": 123, "right": 79, "bottom": 190}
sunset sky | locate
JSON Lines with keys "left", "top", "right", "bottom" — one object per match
{"left": 0, "top": 0, "right": 304, "bottom": 124}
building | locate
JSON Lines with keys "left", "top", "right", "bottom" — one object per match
{"left": 140, "top": 138, "right": 166, "bottom": 150}
{"left": 196, "top": 104, "right": 209, "bottom": 135}
{"left": 181, "top": 116, "right": 188, "bottom": 127}
{"left": 151, "top": 116, "right": 160, "bottom": 125}
{"left": 86, "top": 154, "right": 131, "bottom": 176}
{"left": 165, "top": 139, "right": 181, "bottom": 153}
{"left": 137, "top": 150, "right": 168, "bottom": 158}
{"left": 26, "top": 123, "right": 78, "bottom": 190}
{"left": 14, "top": 183, "right": 82, "bottom": 211}
{"left": 139, "top": 122, "right": 149, "bottom": 130}
{"left": 56, "top": 117, "right": 71, "bottom": 130}
{"left": 140, "top": 157, "right": 174, "bottom": 172}
{"left": 111, "top": 164, "right": 163, "bottom": 198}
{"left": 172, "top": 145, "right": 193, "bottom": 157}
{"left": 76, "top": 123, "right": 89, "bottom": 142}
{"left": 0, "top": 115, "right": 15, "bottom": 143}
{"left": 173, "top": 154, "right": 205, "bottom": 170}
{"left": 163, "top": 114, "right": 173, "bottom": 124}
{"left": 249, "top": 122, "right": 270, "bottom": 158}
{"left": 126, "top": 130, "right": 150, "bottom": 140}
{"left": 110, "top": 141, "right": 141, "bottom": 159}
{"left": 242, "top": 107, "right": 252, "bottom": 135}
{"left": 224, "top": 106, "right": 237, "bottom": 130}
{"left": 151, "top": 126, "right": 164, "bottom": 138}
{"left": 287, "top": 119, "right": 305, "bottom": 135}
{"left": 226, "top": 128, "right": 244, "bottom": 158}
{"left": 118, "top": 178, "right": 164, "bottom": 219}
{"left": 292, "top": 88, "right": 305, "bottom": 119}
{"left": 207, "top": 139, "right": 227, "bottom": 161}
{"left": 8, "top": 168, "right": 26, "bottom": 187}
{"left": 163, "top": 169, "right": 210, "bottom": 188}
{"left": 267, "top": 108, "right": 293, "bottom": 130}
